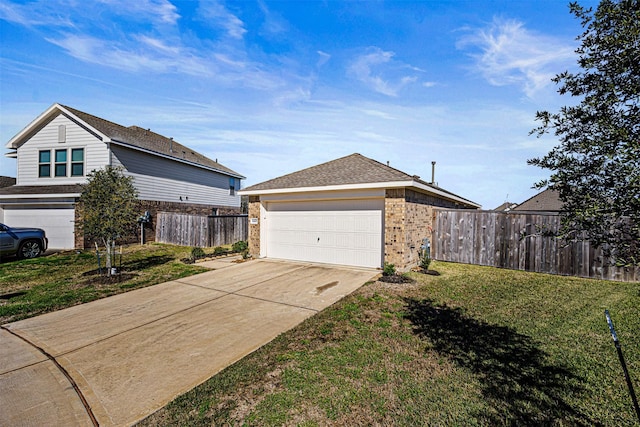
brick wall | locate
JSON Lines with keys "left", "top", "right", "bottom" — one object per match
{"left": 384, "top": 189, "right": 436, "bottom": 271}
{"left": 406, "top": 189, "right": 468, "bottom": 209}
{"left": 247, "top": 196, "right": 261, "bottom": 257}
{"left": 384, "top": 189, "right": 406, "bottom": 268}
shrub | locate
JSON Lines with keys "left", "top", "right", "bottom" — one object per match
{"left": 232, "top": 240, "right": 248, "bottom": 253}
{"left": 419, "top": 249, "right": 431, "bottom": 271}
{"left": 213, "top": 246, "right": 227, "bottom": 256}
{"left": 191, "top": 247, "right": 205, "bottom": 260}
{"left": 383, "top": 262, "right": 396, "bottom": 276}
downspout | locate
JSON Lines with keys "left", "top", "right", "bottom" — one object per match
{"left": 107, "top": 139, "right": 112, "bottom": 167}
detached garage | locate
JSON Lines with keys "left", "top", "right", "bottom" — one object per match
{"left": 240, "top": 153, "right": 480, "bottom": 271}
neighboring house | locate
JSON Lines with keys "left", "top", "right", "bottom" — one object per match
{"left": 493, "top": 201, "right": 518, "bottom": 212}
{"left": 0, "top": 176, "right": 16, "bottom": 188}
{"left": 1, "top": 103, "right": 245, "bottom": 250}
{"left": 239, "top": 153, "right": 480, "bottom": 270}
{"left": 512, "top": 188, "right": 563, "bottom": 213}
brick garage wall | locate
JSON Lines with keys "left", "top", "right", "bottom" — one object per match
{"left": 75, "top": 199, "right": 241, "bottom": 249}
{"left": 384, "top": 189, "right": 406, "bottom": 269}
{"left": 247, "top": 196, "right": 261, "bottom": 258}
{"left": 384, "top": 189, "right": 440, "bottom": 271}
{"left": 404, "top": 200, "right": 433, "bottom": 268}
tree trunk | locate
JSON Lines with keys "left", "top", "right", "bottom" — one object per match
{"left": 104, "top": 237, "right": 113, "bottom": 276}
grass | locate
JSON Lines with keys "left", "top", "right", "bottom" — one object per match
{"left": 139, "top": 261, "right": 640, "bottom": 426}
{"left": 0, "top": 243, "right": 211, "bottom": 324}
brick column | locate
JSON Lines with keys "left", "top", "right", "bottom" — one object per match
{"left": 384, "top": 189, "right": 406, "bottom": 269}
{"left": 248, "top": 196, "right": 261, "bottom": 258}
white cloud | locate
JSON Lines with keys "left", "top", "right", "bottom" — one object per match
{"left": 0, "top": 0, "right": 179, "bottom": 28}
{"left": 46, "top": 34, "right": 214, "bottom": 76}
{"left": 97, "top": 0, "right": 180, "bottom": 25}
{"left": 0, "top": 0, "right": 74, "bottom": 27}
{"left": 348, "top": 47, "right": 422, "bottom": 97}
{"left": 197, "top": 0, "right": 247, "bottom": 40}
{"left": 136, "top": 35, "right": 181, "bottom": 55}
{"left": 257, "top": 0, "right": 289, "bottom": 36}
{"left": 457, "top": 18, "right": 576, "bottom": 97}
{"left": 317, "top": 50, "right": 331, "bottom": 67}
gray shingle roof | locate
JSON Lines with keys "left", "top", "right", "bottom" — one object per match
{"left": 242, "top": 153, "right": 412, "bottom": 191}
{"left": 244, "top": 153, "right": 412, "bottom": 191}
{"left": 242, "top": 153, "right": 478, "bottom": 207}
{"left": 0, "top": 184, "right": 83, "bottom": 196}
{"left": 60, "top": 105, "right": 244, "bottom": 178}
{"left": 513, "top": 188, "right": 563, "bottom": 212}
{"left": 0, "top": 176, "right": 16, "bottom": 188}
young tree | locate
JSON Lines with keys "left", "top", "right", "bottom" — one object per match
{"left": 79, "top": 167, "right": 139, "bottom": 274}
{"left": 529, "top": 0, "right": 640, "bottom": 266}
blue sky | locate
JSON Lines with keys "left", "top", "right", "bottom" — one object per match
{"left": 0, "top": 0, "right": 597, "bottom": 208}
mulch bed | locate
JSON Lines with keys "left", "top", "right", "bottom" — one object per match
{"left": 378, "top": 274, "right": 415, "bottom": 284}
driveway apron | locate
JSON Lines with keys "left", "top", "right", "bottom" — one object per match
{"left": 0, "top": 259, "right": 377, "bottom": 426}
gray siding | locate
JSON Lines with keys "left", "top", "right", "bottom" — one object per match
{"left": 16, "top": 114, "right": 109, "bottom": 185}
{"left": 111, "top": 145, "right": 240, "bottom": 207}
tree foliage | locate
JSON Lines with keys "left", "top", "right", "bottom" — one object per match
{"left": 79, "top": 167, "right": 138, "bottom": 273}
{"left": 529, "top": 0, "right": 640, "bottom": 266}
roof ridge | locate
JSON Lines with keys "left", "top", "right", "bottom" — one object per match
{"left": 56, "top": 104, "right": 244, "bottom": 178}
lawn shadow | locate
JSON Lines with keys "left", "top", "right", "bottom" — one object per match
{"left": 404, "top": 298, "right": 598, "bottom": 426}
{"left": 122, "top": 255, "right": 174, "bottom": 271}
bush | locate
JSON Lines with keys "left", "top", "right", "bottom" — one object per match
{"left": 191, "top": 247, "right": 206, "bottom": 260}
{"left": 383, "top": 262, "right": 396, "bottom": 276}
{"left": 419, "top": 249, "right": 431, "bottom": 271}
{"left": 213, "top": 246, "right": 227, "bottom": 256}
{"left": 232, "top": 240, "right": 248, "bottom": 253}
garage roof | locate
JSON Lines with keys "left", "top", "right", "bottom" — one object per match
{"left": 240, "top": 153, "right": 480, "bottom": 208}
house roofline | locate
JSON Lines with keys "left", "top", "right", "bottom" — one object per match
{"left": 110, "top": 140, "right": 246, "bottom": 179}
{"left": 6, "top": 103, "right": 110, "bottom": 149}
{"left": 239, "top": 180, "right": 480, "bottom": 208}
{"left": 6, "top": 104, "right": 245, "bottom": 180}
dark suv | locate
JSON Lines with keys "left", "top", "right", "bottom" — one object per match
{"left": 0, "top": 223, "right": 48, "bottom": 259}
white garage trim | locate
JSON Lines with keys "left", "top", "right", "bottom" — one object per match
{"left": 3, "top": 205, "right": 75, "bottom": 249}
{"left": 264, "top": 198, "right": 384, "bottom": 268}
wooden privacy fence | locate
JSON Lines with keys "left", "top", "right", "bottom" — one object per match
{"left": 156, "top": 212, "right": 248, "bottom": 247}
{"left": 433, "top": 209, "right": 639, "bottom": 282}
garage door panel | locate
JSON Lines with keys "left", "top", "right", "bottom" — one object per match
{"left": 266, "top": 199, "right": 383, "bottom": 268}
{"left": 3, "top": 207, "right": 75, "bottom": 249}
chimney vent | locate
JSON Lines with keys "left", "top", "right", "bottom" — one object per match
{"left": 431, "top": 161, "right": 436, "bottom": 185}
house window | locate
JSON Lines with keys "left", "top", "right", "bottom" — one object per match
{"left": 229, "top": 177, "right": 236, "bottom": 196}
{"left": 38, "top": 150, "right": 51, "bottom": 177}
{"left": 55, "top": 149, "right": 67, "bottom": 177}
{"left": 71, "top": 148, "right": 84, "bottom": 176}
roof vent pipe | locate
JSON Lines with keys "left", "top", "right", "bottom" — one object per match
{"left": 431, "top": 161, "right": 436, "bottom": 185}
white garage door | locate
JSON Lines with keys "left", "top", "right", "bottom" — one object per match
{"left": 3, "top": 206, "right": 75, "bottom": 249}
{"left": 266, "top": 199, "right": 383, "bottom": 268}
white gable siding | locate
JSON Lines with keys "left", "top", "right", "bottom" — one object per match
{"left": 111, "top": 145, "right": 240, "bottom": 207}
{"left": 16, "top": 114, "right": 109, "bottom": 185}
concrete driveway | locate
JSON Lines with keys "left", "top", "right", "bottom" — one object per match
{"left": 0, "top": 259, "right": 377, "bottom": 426}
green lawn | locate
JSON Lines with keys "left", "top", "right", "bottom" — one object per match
{"left": 0, "top": 243, "right": 210, "bottom": 324}
{"left": 139, "top": 261, "right": 640, "bottom": 426}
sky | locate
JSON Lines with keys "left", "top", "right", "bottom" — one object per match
{"left": 0, "top": 0, "right": 599, "bottom": 209}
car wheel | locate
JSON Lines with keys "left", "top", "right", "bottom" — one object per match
{"left": 18, "top": 240, "right": 42, "bottom": 259}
